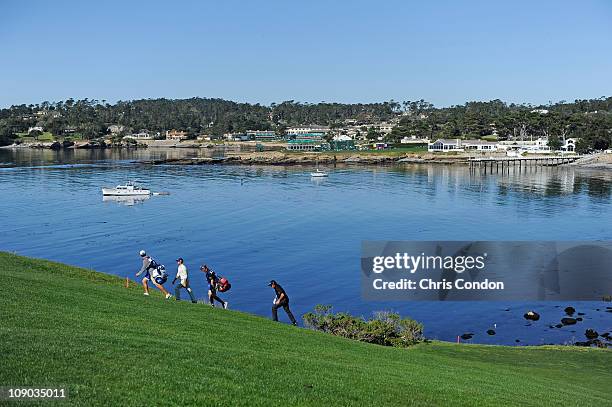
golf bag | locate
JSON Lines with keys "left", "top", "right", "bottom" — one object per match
{"left": 217, "top": 277, "right": 231, "bottom": 292}
{"left": 151, "top": 264, "right": 168, "bottom": 285}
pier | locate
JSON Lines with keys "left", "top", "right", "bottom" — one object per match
{"left": 469, "top": 156, "right": 580, "bottom": 173}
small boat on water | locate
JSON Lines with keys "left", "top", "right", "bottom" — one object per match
{"left": 310, "top": 157, "right": 328, "bottom": 177}
{"left": 102, "top": 181, "right": 151, "bottom": 196}
{"left": 310, "top": 168, "right": 328, "bottom": 177}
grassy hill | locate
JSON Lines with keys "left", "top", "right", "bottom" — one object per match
{"left": 1, "top": 252, "right": 610, "bottom": 406}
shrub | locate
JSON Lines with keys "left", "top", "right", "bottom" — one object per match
{"left": 303, "top": 305, "right": 424, "bottom": 348}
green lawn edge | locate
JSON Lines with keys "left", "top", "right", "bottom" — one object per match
{"left": 0, "top": 251, "right": 610, "bottom": 406}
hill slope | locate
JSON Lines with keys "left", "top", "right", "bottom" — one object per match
{"left": 0, "top": 252, "right": 610, "bottom": 406}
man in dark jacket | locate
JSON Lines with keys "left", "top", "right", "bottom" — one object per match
{"left": 268, "top": 280, "right": 297, "bottom": 326}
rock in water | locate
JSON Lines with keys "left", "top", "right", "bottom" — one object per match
{"left": 50, "top": 141, "right": 62, "bottom": 150}
{"left": 524, "top": 311, "right": 540, "bottom": 321}
{"left": 460, "top": 333, "right": 474, "bottom": 340}
{"left": 486, "top": 329, "right": 496, "bottom": 336}
{"left": 585, "top": 329, "right": 599, "bottom": 340}
{"left": 561, "top": 317, "right": 577, "bottom": 326}
{"left": 564, "top": 306, "right": 576, "bottom": 316}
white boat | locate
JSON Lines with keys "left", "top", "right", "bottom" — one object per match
{"left": 102, "top": 181, "right": 151, "bottom": 196}
{"left": 310, "top": 157, "right": 328, "bottom": 177}
{"left": 310, "top": 168, "right": 328, "bottom": 177}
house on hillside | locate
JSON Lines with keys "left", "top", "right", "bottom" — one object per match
{"left": 560, "top": 138, "right": 577, "bottom": 152}
{"left": 166, "top": 129, "right": 188, "bottom": 141}
{"left": 124, "top": 130, "right": 156, "bottom": 141}
{"left": 107, "top": 125, "right": 125, "bottom": 135}
{"left": 28, "top": 126, "right": 44, "bottom": 133}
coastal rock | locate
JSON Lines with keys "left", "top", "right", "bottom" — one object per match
{"left": 486, "top": 329, "right": 496, "bottom": 336}
{"left": 62, "top": 140, "right": 75, "bottom": 149}
{"left": 523, "top": 311, "right": 540, "bottom": 321}
{"left": 74, "top": 141, "right": 90, "bottom": 149}
{"left": 343, "top": 156, "right": 362, "bottom": 163}
{"left": 561, "top": 317, "right": 577, "bottom": 326}
{"left": 564, "top": 306, "right": 576, "bottom": 316}
{"left": 49, "top": 141, "right": 62, "bottom": 150}
{"left": 460, "top": 333, "right": 473, "bottom": 340}
{"left": 585, "top": 329, "right": 598, "bottom": 340}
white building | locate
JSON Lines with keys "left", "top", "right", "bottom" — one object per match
{"left": 497, "top": 138, "right": 550, "bottom": 153}
{"left": 461, "top": 140, "right": 499, "bottom": 151}
{"left": 428, "top": 139, "right": 498, "bottom": 152}
{"left": 107, "top": 125, "right": 125, "bottom": 134}
{"left": 428, "top": 139, "right": 463, "bottom": 152}
{"left": 401, "top": 136, "right": 430, "bottom": 144}
{"left": 561, "top": 138, "right": 577, "bottom": 152}
{"left": 332, "top": 134, "right": 352, "bottom": 141}
{"left": 286, "top": 125, "right": 330, "bottom": 135}
{"left": 377, "top": 123, "right": 394, "bottom": 134}
{"left": 28, "top": 126, "right": 44, "bottom": 133}
{"left": 125, "top": 131, "right": 155, "bottom": 140}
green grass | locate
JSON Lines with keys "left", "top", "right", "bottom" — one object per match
{"left": 1, "top": 252, "right": 610, "bottom": 406}
{"left": 16, "top": 132, "right": 56, "bottom": 142}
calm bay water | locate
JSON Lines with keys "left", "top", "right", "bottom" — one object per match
{"left": 1, "top": 148, "right": 611, "bottom": 345}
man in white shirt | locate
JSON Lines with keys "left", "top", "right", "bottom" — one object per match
{"left": 173, "top": 257, "right": 196, "bottom": 303}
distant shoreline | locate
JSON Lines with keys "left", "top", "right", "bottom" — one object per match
{"left": 4, "top": 142, "right": 611, "bottom": 170}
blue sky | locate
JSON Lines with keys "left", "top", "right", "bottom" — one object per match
{"left": 1, "top": 0, "right": 611, "bottom": 107}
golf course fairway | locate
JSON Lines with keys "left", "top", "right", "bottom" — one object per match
{"left": 1, "top": 252, "right": 610, "bottom": 406}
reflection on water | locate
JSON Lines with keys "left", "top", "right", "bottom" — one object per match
{"left": 0, "top": 148, "right": 611, "bottom": 345}
{"left": 103, "top": 195, "right": 151, "bottom": 206}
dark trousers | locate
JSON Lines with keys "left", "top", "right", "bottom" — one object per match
{"left": 208, "top": 288, "right": 225, "bottom": 307}
{"left": 175, "top": 282, "right": 196, "bottom": 302}
{"left": 272, "top": 299, "right": 296, "bottom": 324}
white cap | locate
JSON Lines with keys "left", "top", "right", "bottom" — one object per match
{"left": 139, "top": 250, "right": 146, "bottom": 257}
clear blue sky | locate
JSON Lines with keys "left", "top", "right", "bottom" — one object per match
{"left": 1, "top": 0, "right": 611, "bottom": 108}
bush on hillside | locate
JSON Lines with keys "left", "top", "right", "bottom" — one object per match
{"left": 303, "top": 305, "right": 424, "bottom": 347}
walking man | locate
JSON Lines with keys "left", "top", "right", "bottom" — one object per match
{"left": 135, "top": 250, "right": 172, "bottom": 299}
{"left": 268, "top": 280, "right": 297, "bottom": 326}
{"left": 173, "top": 258, "right": 196, "bottom": 303}
{"left": 201, "top": 265, "right": 228, "bottom": 309}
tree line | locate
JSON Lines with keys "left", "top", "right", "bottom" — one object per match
{"left": 1, "top": 96, "right": 610, "bottom": 152}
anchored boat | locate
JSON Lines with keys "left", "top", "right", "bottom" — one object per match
{"left": 310, "top": 168, "right": 328, "bottom": 177}
{"left": 102, "top": 181, "right": 151, "bottom": 196}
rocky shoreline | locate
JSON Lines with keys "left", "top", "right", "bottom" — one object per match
{"left": 137, "top": 153, "right": 470, "bottom": 166}
{"left": 2, "top": 140, "right": 137, "bottom": 150}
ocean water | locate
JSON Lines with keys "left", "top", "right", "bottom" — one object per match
{"left": 1, "top": 148, "right": 611, "bottom": 345}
